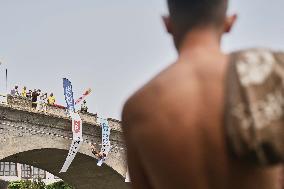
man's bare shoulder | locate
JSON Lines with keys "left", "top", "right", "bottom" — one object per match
{"left": 122, "top": 62, "right": 200, "bottom": 127}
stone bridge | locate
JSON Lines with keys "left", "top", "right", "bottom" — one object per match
{"left": 0, "top": 95, "right": 129, "bottom": 189}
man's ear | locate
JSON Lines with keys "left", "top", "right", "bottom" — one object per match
{"left": 224, "top": 14, "right": 237, "bottom": 33}
{"left": 162, "top": 15, "right": 173, "bottom": 34}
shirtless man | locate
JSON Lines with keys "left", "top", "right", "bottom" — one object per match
{"left": 91, "top": 143, "right": 108, "bottom": 166}
{"left": 122, "top": 0, "right": 282, "bottom": 189}
{"left": 91, "top": 143, "right": 106, "bottom": 159}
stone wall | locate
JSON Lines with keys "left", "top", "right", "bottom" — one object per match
{"left": 0, "top": 122, "right": 128, "bottom": 189}
{"left": 6, "top": 95, "right": 120, "bottom": 131}
{"left": 108, "top": 118, "right": 122, "bottom": 131}
{"left": 0, "top": 99, "right": 128, "bottom": 189}
{"left": 0, "top": 95, "right": 126, "bottom": 169}
{"left": 79, "top": 112, "right": 98, "bottom": 126}
{"left": 46, "top": 105, "right": 67, "bottom": 118}
{"left": 7, "top": 95, "right": 32, "bottom": 110}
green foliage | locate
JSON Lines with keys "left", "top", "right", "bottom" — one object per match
{"left": 8, "top": 180, "right": 45, "bottom": 189}
{"left": 8, "top": 180, "right": 73, "bottom": 189}
{"left": 46, "top": 181, "right": 74, "bottom": 189}
{"left": 7, "top": 181, "right": 20, "bottom": 189}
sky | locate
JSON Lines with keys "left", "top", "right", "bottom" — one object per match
{"left": 0, "top": 0, "right": 284, "bottom": 119}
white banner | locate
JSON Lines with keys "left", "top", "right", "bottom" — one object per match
{"left": 60, "top": 113, "right": 83, "bottom": 173}
{"left": 97, "top": 118, "right": 111, "bottom": 166}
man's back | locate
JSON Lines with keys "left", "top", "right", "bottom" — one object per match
{"left": 123, "top": 1, "right": 283, "bottom": 188}
{"left": 123, "top": 49, "right": 282, "bottom": 189}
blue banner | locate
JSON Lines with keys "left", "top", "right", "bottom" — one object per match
{"left": 63, "top": 78, "right": 75, "bottom": 113}
{"left": 97, "top": 118, "right": 111, "bottom": 166}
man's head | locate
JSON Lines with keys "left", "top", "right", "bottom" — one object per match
{"left": 165, "top": 0, "right": 236, "bottom": 49}
{"left": 50, "top": 93, "right": 53, "bottom": 97}
{"left": 15, "top": 86, "right": 18, "bottom": 89}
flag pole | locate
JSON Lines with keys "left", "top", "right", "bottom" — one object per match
{"left": 5, "top": 68, "right": 8, "bottom": 104}
{"left": 5, "top": 69, "right": 7, "bottom": 95}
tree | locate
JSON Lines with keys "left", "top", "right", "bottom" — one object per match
{"left": 8, "top": 180, "right": 74, "bottom": 189}
{"left": 8, "top": 180, "right": 45, "bottom": 189}
{"left": 46, "top": 181, "right": 74, "bottom": 189}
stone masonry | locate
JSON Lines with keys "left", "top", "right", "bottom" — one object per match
{"left": 0, "top": 95, "right": 129, "bottom": 189}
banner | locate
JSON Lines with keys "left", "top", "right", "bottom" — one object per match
{"left": 97, "top": 118, "right": 111, "bottom": 166}
{"left": 75, "top": 88, "right": 92, "bottom": 105}
{"left": 60, "top": 112, "right": 83, "bottom": 173}
{"left": 60, "top": 79, "right": 83, "bottom": 173}
{"left": 63, "top": 78, "right": 75, "bottom": 113}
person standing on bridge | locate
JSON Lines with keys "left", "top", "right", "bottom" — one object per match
{"left": 21, "top": 86, "right": 27, "bottom": 98}
{"left": 31, "top": 89, "right": 40, "bottom": 109}
{"left": 26, "top": 89, "right": 32, "bottom": 100}
{"left": 80, "top": 100, "right": 88, "bottom": 113}
{"left": 10, "top": 86, "right": 19, "bottom": 96}
{"left": 47, "top": 93, "right": 56, "bottom": 106}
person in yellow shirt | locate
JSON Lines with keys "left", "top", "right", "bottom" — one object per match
{"left": 22, "top": 86, "right": 27, "bottom": 98}
{"left": 47, "top": 93, "right": 56, "bottom": 105}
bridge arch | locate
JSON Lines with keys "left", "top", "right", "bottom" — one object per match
{"left": 0, "top": 131, "right": 128, "bottom": 189}
{"left": 0, "top": 97, "right": 129, "bottom": 189}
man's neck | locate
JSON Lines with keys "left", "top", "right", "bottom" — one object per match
{"left": 178, "top": 28, "right": 223, "bottom": 61}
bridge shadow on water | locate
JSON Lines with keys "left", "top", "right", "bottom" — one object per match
{"left": 2, "top": 148, "right": 129, "bottom": 189}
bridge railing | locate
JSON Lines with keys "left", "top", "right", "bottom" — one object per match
{"left": 4, "top": 95, "right": 122, "bottom": 131}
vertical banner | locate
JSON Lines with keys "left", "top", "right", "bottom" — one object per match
{"left": 75, "top": 88, "right": 92, "bottom": 105}
{"left": 60, "top": 112, "right": 83, "bottom": 173}
{"left": 60, "top": 78, "right": 83, "bottom": 173}
{"left": 5, "top": 69, "right": 8, "bottom": 104}
{"left": 63, "top": 78, "right": 75, "bottom": 113}
{"left": 97, "top": 118, "right": 111, "bottom": 166}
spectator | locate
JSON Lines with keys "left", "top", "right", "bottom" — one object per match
{"left": 39, "top": 93, "right": 48, "bottom": 112}
{"left": 22, "top": 86, "right": 27, "bottom": 97}
{"left": 80, "top": 100, "right": 88, "bottom": 113}
{"left": 10, "top": 86, "right": 19, "bottom": 96}
{"left": 31, "top": 89, "right": 40, "bottom": 109}
{"left": 26, "top": 89, "right": 32, "bottom": 100}
{"left": 47, "top": 93, "right": 56, "bottom": 105}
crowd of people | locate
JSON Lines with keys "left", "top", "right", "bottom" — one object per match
{"left": 10, "top": 85, "right": 88, "bottom": 113}
{"left": 10, "top": 85, "right": 56, "bottom": 112}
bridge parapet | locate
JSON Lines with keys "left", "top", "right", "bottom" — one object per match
{"left": 5, "top": 95, "right": 122, "bottom": 132}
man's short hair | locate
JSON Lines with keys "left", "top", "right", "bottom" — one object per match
{"left": 167, "top": 0, "right": 228, "bottom": 41}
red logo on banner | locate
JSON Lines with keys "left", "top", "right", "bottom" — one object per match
{"left": 74, "top": 120, "right": 81, "bottom": 133}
